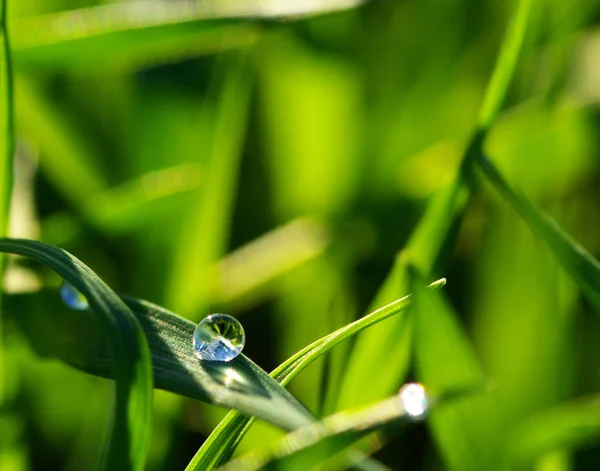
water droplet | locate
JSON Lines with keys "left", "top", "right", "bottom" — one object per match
{"left": 60, "top": 281, "right": 89, "bottom": 311}
{"left": 193, "top": 314, "right": 245, "bottom": 362}
{"left": 399, "top": 383, "right": 429, "bottom": 420}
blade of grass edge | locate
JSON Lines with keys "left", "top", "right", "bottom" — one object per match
{"left": 412, "top": 270, "right": 490, "bottom": 471}
{"left": 0, "top": 0, "right": 13, "bottom": 407}
{"left": 477, "top": 154, "right": 600, "bottom": 313}
{"left": 185, "top": 279, "right": 446, "bottom": 470}
{"left": 0, "top": 238, "right": 152, "bottom": 471}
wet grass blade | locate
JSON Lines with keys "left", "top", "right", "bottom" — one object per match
{"left": 0, "top": 238, "right": 152, "bottom": 471}
{"left": 478, "top": 154, "right": 600, "bottom": 313}
{"left": 185, "top": 279, "right": 446, "bottom": 470}
{"left": 4, "top": 289, "right": 313, "bottom": 431}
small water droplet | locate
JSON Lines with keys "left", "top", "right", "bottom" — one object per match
{"left": 193, "top": 314, "right": 245, "bottom": 362}
{"left": 399, "top": 383, "right": 429, "bottom": 419}
{"left": 60, "top": 281, "right": 89, "bottom": 311}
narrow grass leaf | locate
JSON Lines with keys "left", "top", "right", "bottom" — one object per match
{"left": 4, "top": 289, "right": 313, "bottom": 431}
{"left": 15, "top": 76, "right": 108, "bottom": 211}
{"left": 412, "top": 274, "right": 489, "bottom": 471}
{"left": 477, "top": 0, "right": 537, "bottom": 131}
{"left": 478, "top": 154, "right": 600, "bottom": 313}
{"left": 507, "top": 394, "right": 600, "bottom": 465}
{"left": 185, "top": 279, "right": 445, "bottom": 470}
{"left": 13, "top": 0, "right": 369, "bottom": 72}
{"left": 0, "top": 238, "right": 152, "bottom": 471}
{"left": 0, "top": 0, "right": 14, "bottom": 404}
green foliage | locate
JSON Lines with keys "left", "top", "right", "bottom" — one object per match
{"left": 3, "top": 0, "right": 600, "bottom": 469}
{"left": 0, "top": 239, "right": 152, "bottom": 471}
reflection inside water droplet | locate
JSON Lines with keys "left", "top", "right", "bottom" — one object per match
{"left": 399, "top": 383, "right": 429, "bottom": 419}
{"left": 60, "top": 281, "right": 89, "bottom": 310}
{"left": 193, "top": 314, "right": 245, "bottom": 362}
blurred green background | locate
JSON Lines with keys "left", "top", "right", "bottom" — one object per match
{"left": 3, "top": 0, "right": 600, "bottom": 469}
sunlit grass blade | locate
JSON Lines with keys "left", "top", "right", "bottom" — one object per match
{"left": 478, "top": 154, "right": 600, "bottom": 313}
{"left": 15, "top": 76, "right": 108, "bottom": 212}
{"left": 507, "top": 394, "right": 600, "bottom": 465}
{"left": 412, "top": 273, "right": 490, "bottom": 471}
{"left": 13, "top": 0, "right": 369, "bottom": 72}
{"left": 216, "top": 394, "right": 418, "bottom": 471}
{"left": 0, "top": 238, "right": 152, "bottom": 471}
{"left": 4, "top": 289, "right": 313, "bottom": 431}
{"left": 185, "top": 279, "right": 445, "bottom": 470}
{"left": 477, "top": 0, "right": 536, "bottom": 130}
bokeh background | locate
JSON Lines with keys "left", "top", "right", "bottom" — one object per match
{"left": 3, "top": 0, "right": 600, "bottom": 469}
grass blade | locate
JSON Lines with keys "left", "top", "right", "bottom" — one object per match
{"left": 185, "top": 279, "right": 446, "bottom": 470}
{"left": 13, "top": 0, "right": 369, "bottom": 72}
{"left": 5, "top": 289, "right": 313, "bottom": 431}
{"left": 216, "top": 394, "right": 417, "bottom": 471}
{"left": 478, "top": 154, "right": 600, "bottom": 313}
{"left": 507, "top": 394, "right": 600, "bottom": 465}
{"left": 477, "top": 0, "right": 536, "bottom": 131}
{"left": 0, "top": 0, "right": 13, "bottom": 403}
{"left": 0, "top": 238, "right": 152, "bottom": 471}
{"left": 412, "top": 273, "right": 489, "bottom": 471}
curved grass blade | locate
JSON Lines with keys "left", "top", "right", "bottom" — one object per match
{"left": 185, "top": 279, "right": 446, "bottom": 470}
{"left": 477, "top": 154, "right": 600, "bottom": 313}
{"left": 0, "top": 238, "right": 152, "bottom": 471}
{"left": 4, "top": 289, "right": 313, "bottom": 431}
{"left": 507, "top": 394, "right": 600, "bottom": 465}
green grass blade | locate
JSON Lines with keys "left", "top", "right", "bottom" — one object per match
{"left": 0, "top": 238, "right": 152, "bottom": 471}
{"left": 477, "top": 0, "right": 536, "bottom": 131}
{"left": 4, "top": 289, "right": 313, "bottom": 431}
{"left": 337, "top": 0, "right": 537, "bottom": 412}
{"left": 507, "top": 394, "right": 600, "bottom": 465}
{"left": 0, "top": 0, "right": 13, "bottom": 404}
{"left": 216, "top": 395, "right": 415, "bottom": 471}
{"left": 412, "top": 274, "right": 489, "bottom": 471}
{"left": 477, "top": 154, "right": 600, "bottom": 313}
{"left": 185, "top": 279, "right": 445, "bottom": 470}
{"left": 15, "top": 76, "right": 108, "bottom": 210}
{"left": 12, "top": 0, "right": 368, "bottom": 72}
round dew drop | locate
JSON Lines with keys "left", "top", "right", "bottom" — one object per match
{"left": 398, "top": 382, "right": 429, "bottom": 420}
{"left": 193, "top": 314, "right": 245, "bottom": 362}
{"left": 60, "top": 281, "right": 89, "bottom": 311}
